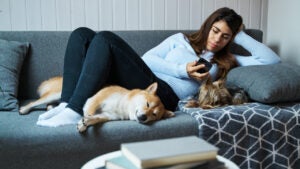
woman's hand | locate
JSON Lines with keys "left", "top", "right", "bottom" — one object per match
{"left": 186, "top": 61, "right": 210, "bottom": 81}
{"left": 238, "top": 23, "right": 245, "bottom": 33}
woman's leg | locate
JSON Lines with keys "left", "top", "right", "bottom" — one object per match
{"left": 61, "top": 27, "right": 96, "bottom": 102}
{"left": 37, "top": 27, "right": 96, "bottom": 123}
{"left": 38, "top": 30, "right": 179, "bottom": 127}
{"left": 67, "top": 31, "right": 179, "bottom": 113}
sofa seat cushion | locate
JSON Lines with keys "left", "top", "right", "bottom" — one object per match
{"left": 0, "top": 110, "right": 198, "bottom": 169}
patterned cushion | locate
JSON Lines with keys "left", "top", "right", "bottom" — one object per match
{"left": 178, "top": 99, "right": 300, "bottom": 169}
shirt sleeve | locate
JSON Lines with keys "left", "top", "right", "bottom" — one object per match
{"left": 233, "top": 31, "right": 281, "bottom": 66}
{"left": 142, "top": 33, "right": 189, "bottom": 78}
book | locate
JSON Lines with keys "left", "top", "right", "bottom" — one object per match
{"left": 105, "top": 155, "right": 138, "bottom": 169}
{"left": 105, "top": 154, "right": 216, "bottom": 169}
{"left": 120, "top": 136, "right": 218, "bottom": 169}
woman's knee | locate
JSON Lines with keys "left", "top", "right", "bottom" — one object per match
{"left": 93, "top": 31, "right": 121, "bottom": 44}
{"left": 70, "top": 27, "right": 95, "bottom": 40}
{"left": 96, "top": 31, "right": 116, "bottom": 38}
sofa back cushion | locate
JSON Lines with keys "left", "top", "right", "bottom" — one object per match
{"left": 0, "top": 31, "right": 70, "bottom": 99}
{"left": 0, "top": 29, "right": 261, "bottom": 100}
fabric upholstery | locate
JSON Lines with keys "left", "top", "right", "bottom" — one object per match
{"left": 226, "top": 63, "right": 300, "bottom": 103}
{"left": 178, "top": 100, "right": 300, "bottom": 169}
{"left": 0, "top": 110, "right": 198, "bottom": 169}
{"left": 0, "top": 39, "right": 29, "bottom": 111}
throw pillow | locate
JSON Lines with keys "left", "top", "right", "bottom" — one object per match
{"left": 0, "top": 39, "right": 30, "bottom": 111}
{"left": 226, "top": 63, "right": 300, "bottom": 103}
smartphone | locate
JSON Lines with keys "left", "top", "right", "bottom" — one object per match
{"left": 196, "top": 58, "right": 212, "bottom": 73}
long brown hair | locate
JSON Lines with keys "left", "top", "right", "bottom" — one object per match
{"left": 186, "top": 7, "right": 242, "bottom": 79}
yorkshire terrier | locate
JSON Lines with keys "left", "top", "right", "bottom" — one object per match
{"left": 185, "top": 78, "right": 248, "bottom": 109}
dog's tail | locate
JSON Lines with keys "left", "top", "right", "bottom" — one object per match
{"left": 19, "top": 76, "right": 63, "bottom": 115}
{"left": 19, "top": 92, "right": 61, "bottom": 114}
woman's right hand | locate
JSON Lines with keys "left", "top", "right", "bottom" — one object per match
{"left": 186, "top": 61, "right": 210, "bottom": 81}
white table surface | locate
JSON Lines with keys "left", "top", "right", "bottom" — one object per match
{"left": 82, "top": 151, "right": 240, "bottom": 169}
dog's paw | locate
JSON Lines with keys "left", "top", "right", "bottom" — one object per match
{"left": 77, "top": 118, "right": 87, "bottom": 133}
{"left": 19, "top": 106, "right": 30, "bottom": 115}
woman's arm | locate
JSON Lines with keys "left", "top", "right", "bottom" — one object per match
{"left": 142, "top": 53, "right": 189, "bottom": 78}
{"left": 233, "top": 31, "right": 281, "bottom": 66}
{"left": 142, "top": 33, "right": 192, "bottom": 79}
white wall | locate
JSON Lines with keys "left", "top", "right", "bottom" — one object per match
{"left": 3, "top": 0, "right": 297, "bottom": 65}
{"left": 6, "top": 0, "right": 299, "bottom": 64}
{"left": 266, "top": 0, "right": 300, "bottom": 65}
{"left": 0, "top": 0, "right": 266, "bottom": 31}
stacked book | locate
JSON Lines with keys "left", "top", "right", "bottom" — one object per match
{"left": 105, "top": 136, "right": 225, "bottom": 169}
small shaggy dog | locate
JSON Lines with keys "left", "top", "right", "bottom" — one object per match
{"left": 185, "top": 78, "right": 248, "bottom": 109}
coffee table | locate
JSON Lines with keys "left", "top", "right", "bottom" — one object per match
{"left": 82, "top": 151, "right": 240, "bottom": 169}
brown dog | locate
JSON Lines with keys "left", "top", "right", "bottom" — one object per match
{"left": 185, "top": 78, "right": 248, "bottom": 109}
{"left": 77, "top": 82, "right": 174, "bottom": 132}
{"left": 20, "top": 77, "right": 174, "bottom": 132}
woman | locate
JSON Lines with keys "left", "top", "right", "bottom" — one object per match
{"left": 37, "top": 7, "right": 280, "bottom": 127}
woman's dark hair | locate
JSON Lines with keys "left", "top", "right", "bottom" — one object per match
{"left": 186, "top": 7, "right": 243, "bottom": 79}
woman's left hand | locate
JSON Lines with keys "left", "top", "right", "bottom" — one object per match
{"left": 186, "top": 61, "right": 210, "bottom": 81}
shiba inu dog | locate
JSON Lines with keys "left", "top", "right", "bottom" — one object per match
{"left": 185, "top": 78, "right": 248, "bottom": 109}
{"left": 77, "top": 81, "right": 174, "bottom": 132}
{"left": 20, "top": 77, "right": 174, "bottom": 132}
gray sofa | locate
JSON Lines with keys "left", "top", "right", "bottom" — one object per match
{"left": 1, "top": 29, "right": 299, "bottom": 169}
{"left": 0, "top": 30, "right": 200, "bottom": 169}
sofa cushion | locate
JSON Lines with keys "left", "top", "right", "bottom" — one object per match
{"left": 0, "top": 39, "right": 29, "bottom": 111}
{"left": 226, "top": 63, "right": 300, "bottom": 103}
{"left": 0, "top": 110, "right": 198, "bottom": 169}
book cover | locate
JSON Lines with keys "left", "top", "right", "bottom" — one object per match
{"left": 121, "top": 136, "right": 218, "bottom": 169}
{"left": 105, "top": 155, "right": 217, "bottom": 169}
{"left": 105, "top": 155, "right": 138, "bottom": 169}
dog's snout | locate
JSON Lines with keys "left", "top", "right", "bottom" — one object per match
{"left": 137, "top": 114, "right": 147, "bottom": 122}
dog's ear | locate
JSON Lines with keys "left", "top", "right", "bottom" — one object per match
{"left": 146, "top": 82, "right": 158, "bottom": 94}
{"left": 163, "top": 110, "right": 175, "bottom": 118}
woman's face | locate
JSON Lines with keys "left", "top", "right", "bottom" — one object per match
{"left": 206, "top": 20, "right": 233, "bottom": 52}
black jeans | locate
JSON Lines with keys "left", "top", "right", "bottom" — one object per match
{"left": 61, "top": 27, "right": 179, "bottom": 115}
